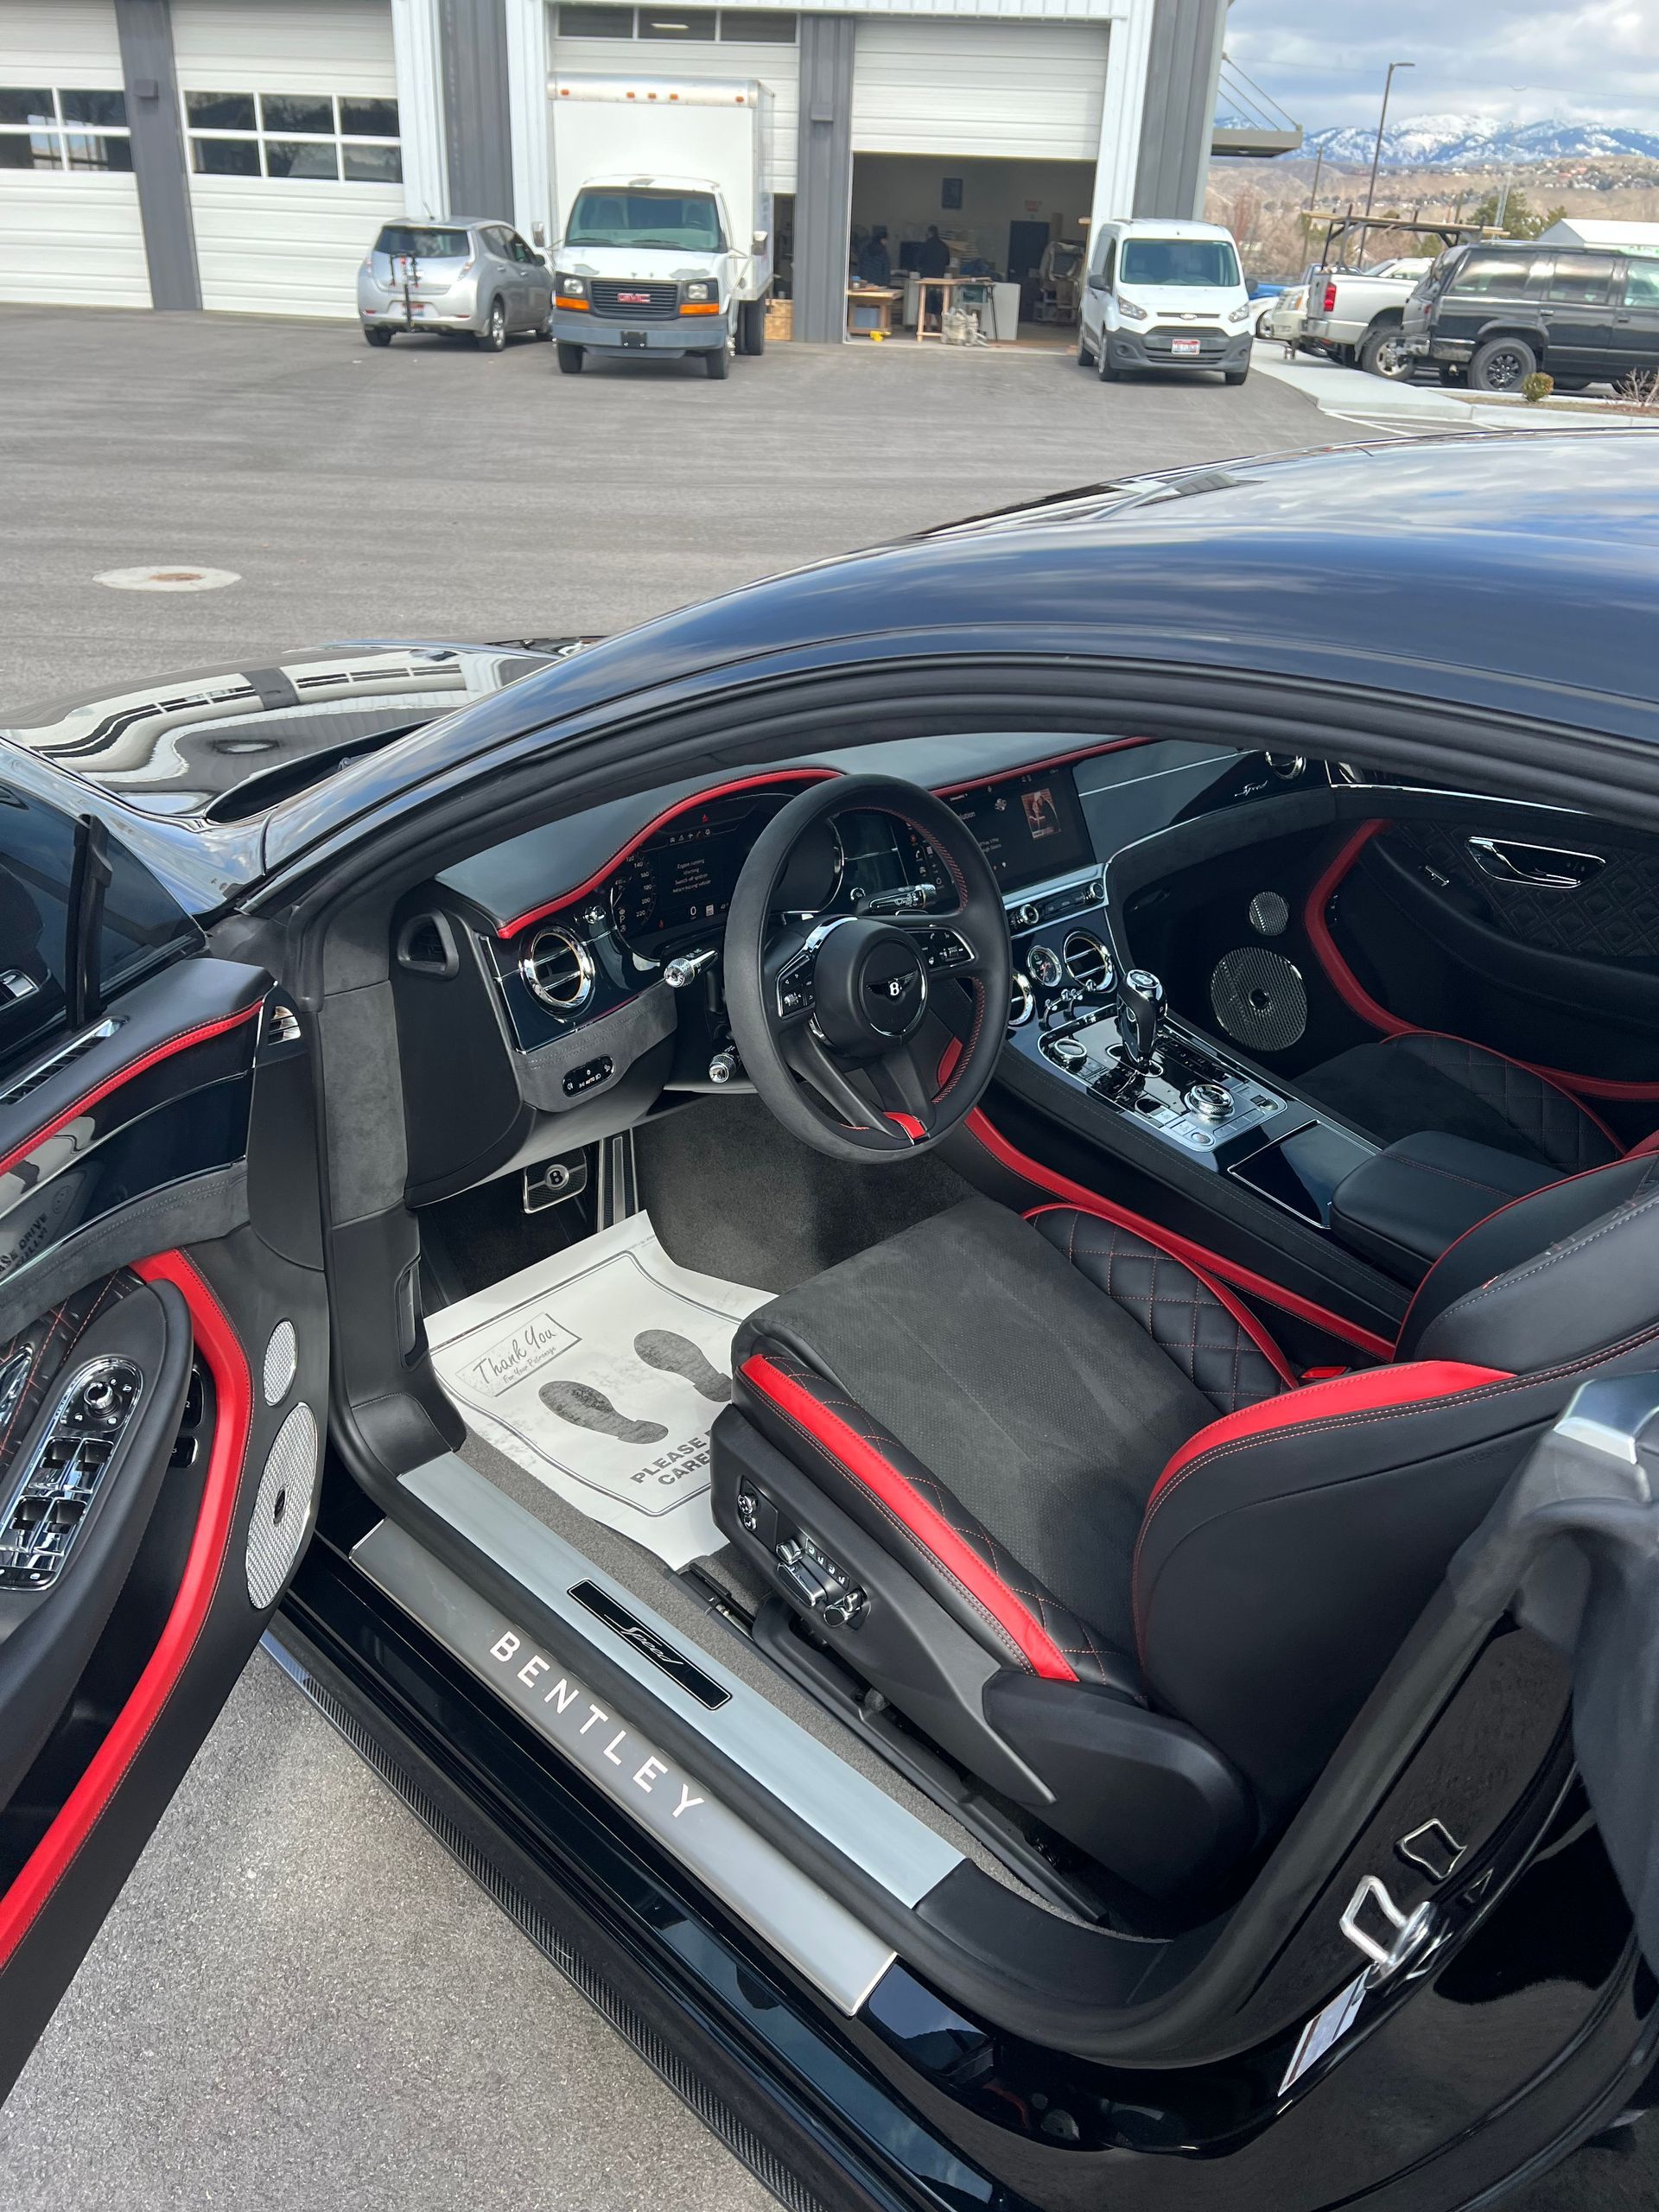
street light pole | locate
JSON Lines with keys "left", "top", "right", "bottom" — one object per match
{"left": 1363, "top": 60, "right": 1414, "bottom": 224}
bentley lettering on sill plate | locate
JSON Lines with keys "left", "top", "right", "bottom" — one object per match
{"left": 488, "top": 1630, "right": 705, "bottom": 1822}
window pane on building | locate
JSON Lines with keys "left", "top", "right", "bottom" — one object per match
{"left": 340, "top": 95, "right": 398, "bottom": 136}
{"left": 59, "top": 88, "right": 127, "bottom": 125}
{"left": 192, "top": 135, "right": 261, "bottom": 175}
{"left": 63, "top": 130, "right": 133, "bottom": 171}
{"left": 261, "top": 92, "right": 334, "bottom": 134}
{"left": 556, "top": 4, "right": 635, "bottom": 32}
{"left": 0, "top": 87, "right": 54, "bottom": 125}
{"left": 639, "top": 7, "right": 716, "bottom": 34}
{"left": 265, "top": 137, "right": 339, "bottom": 178}
{"left": 719, "top": 10, "right": 796, "bottom": 40}
{"left": 0, "top": 130, "right": 61, "bottom": 169}
{"left": 342, "top": 143, "right": 401, "bottom": 181}
{"left": 186, "top": 91, "right": 257, "bottom": 130}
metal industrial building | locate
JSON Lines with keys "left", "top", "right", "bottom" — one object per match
{"left": 0, "top": 0, "right": 1290, "bottom": 338}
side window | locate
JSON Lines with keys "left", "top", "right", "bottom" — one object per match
{"left": 1544, "top": 253, "right": 1617, "bottom": 305}
{"left": 1102, "top": 240, "right": 1116, "bottom": 288}
{"left": 1448, "top": 253, "right": 1541, "bottom": 299}
{"left": 1623, "top": 258, "right": 1659, "bottom": 308}
{"left": 511, "top": 234, "right": 536, "bottom": 264}
{"left": 0, "top": 795, "right": 198, "bottom": 1074}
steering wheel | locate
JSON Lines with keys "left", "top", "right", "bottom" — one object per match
{"left": 724, "top": 775, "right": 1012, "bottom": 1162}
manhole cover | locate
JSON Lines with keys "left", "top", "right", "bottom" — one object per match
{"left": 96, "top": 565, "right": 241, "bottom": 592}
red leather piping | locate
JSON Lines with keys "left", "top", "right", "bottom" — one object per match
{"left": 741, "top": 1351, "right": 1077, "bottom": 1681}
{"left": 500, "top": 768, "right": 841, "bottom": 937}
{"left": 965, "top": 1109, "right": 1396, "bottom": 1362}
{"left": 0, "top": 1002, "right": 264, "bottom": 1185}
{"left": 1304, "top": 820, "right": 1659, "bottom": 1107}
{"left": 1024, "top": 1200, "right": 1298, "bottom": 1388}
{"left": 0, "top": 1250, "right": 252, "bottom": 1973}
{"left": 1147, "top": 1360, "right": 1513, "bottom": 1505}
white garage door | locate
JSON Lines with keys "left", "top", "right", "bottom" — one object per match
{"left": 172, "top": 0, "right": 404, "bottom": 317}
{"left": 0, "top": 0, "right": 149, "bottom": 308}
{"left": 550, "top": 6, "right": 799, "bottom": 193}
{"left": 851, "top": 18, "right": 1109, "bottom": 162}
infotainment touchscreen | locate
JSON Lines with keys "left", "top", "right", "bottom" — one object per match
{"left": 946, "top": 767, "right": 1093, "bottom": 892}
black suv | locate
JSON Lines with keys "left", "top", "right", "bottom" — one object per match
{"left": 1402, "top": 238, "right": 1659, "bottom": 391}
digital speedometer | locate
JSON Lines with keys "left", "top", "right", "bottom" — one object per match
{"left": 609, "top": 851, "right": 660, "bottom": 944}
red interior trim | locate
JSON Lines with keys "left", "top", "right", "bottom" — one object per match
{"left": 1305, "top": 821, "right": 1659, "bottom": 1106}
{"left": 0, "top": 1250, "right": 252, "bottom": 1973}
{"left": 500, "top": 768, "right": 842, "bottom": 937}
{"left": 965, "top": 1109, "right": 1396, "bottom": 1363}
{"left": 0, "top": 1003, "right": 263, "bottom": 1185}
{"left": 1149, "top": 1360, "right": 1512, "bottom": 1503}
{"left": 886, "top": 1113, "right": 926, "bottom": 1142}
{"left": 741, "top": 1351, "right": 1077, "bottom": 1681}
{"left": 1024, "top": 1200, "right": 1297, "bottom": 1389}
{"left": 1627, "top": 1127, "right": 1659, "bottom": 1158}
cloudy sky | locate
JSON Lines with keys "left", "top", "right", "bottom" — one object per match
{"left": 1227, "top": 2, "right": 1659, "bottom": 131}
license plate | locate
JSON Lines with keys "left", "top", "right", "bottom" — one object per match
{"left": 621, "top": 330, "right": 646, "bottom": 348}
{"left": 1172, "top": 337, "right": 1202, "bottom": 357}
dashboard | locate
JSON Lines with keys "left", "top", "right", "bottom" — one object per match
{"left": 392, "top": 734, "right": 1318, "bottom": 1205}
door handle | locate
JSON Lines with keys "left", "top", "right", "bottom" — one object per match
{"left": 1467, "top": 836, "right": 1605, "bottom": 891}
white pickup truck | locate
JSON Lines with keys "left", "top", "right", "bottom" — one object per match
{"left": 1300, "top": 257, "right": 1434, "bottom": 378}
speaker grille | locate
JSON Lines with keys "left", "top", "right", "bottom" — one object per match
{"left": 1249, "top": 891, "right": 1289, "bottom": 938}
{"left": 246, "top": 1401, "right": 319, "bottom": 1610}
{"left": 1210, "top": 947, "right": 1307, "bottom": 1052}
{"left": 262, "top": 1319, "right": 297, "bottom": 1407}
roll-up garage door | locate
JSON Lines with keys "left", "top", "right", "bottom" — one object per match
{"left": 172, "top": 0, "right": 404, "bottom": 317}
{"left": 550, "top": 6, "right": 799, "bottom": 193}
{"left": 851, "top": 17, "right": 1109, "bottom": 162}
{"left": 0, "top": 0, "right": 149, "bottom": 307}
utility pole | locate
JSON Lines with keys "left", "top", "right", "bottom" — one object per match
{"left": 1305, "top": 143, "right": 1325, "bottom": 215}
{"left": 1363, "top": 59, "right": 1414, "bottom": 222}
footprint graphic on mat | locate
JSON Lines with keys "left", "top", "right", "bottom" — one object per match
{"left": 538, "top": 1378, "right": 668, "bottom": 1446}
{"left": 633, "top": 1330, "right": 732, "bottom": 1404}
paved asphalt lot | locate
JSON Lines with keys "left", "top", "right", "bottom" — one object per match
{"left": 0, "top": 306, "right": 1354, "bottom": 715}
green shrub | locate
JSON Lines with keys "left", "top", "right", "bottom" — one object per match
{"left": 1521, "top": 372, "right": 1554, "bottom": 404}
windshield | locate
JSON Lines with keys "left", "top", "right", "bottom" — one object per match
{"left": 566, "top": 189, "right": 724, "bottom": 251}
{"left": 1119, "top": 238, "right": 1240, "bottom": 289}
{"left": 375, "top": 225, "right": 470, "bottom": 259}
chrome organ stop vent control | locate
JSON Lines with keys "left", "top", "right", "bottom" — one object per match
{"left": 0, "top": 1356, "right": 143, "bottom": 1591}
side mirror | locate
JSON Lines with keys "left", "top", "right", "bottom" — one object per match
{"left": 1086, "top": 271, "right": 1109, "bottom": 292}
{"left": 753, "top": 229, "right": 769, "bottom": 251}
{"left": 534, "top": 254, "right": 549, "bottom": 270}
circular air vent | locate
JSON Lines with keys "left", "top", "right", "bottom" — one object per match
{"left": 1062, "top": 931, "right": 1112, "bottom": 988}
{"left": 1008, "top": 973, "right": 1035, "bottom": 1028}
{"left": 519, "top": 925, "right": 595, "bottom": 1013}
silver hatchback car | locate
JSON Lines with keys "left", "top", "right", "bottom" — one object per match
{"left": 358, "top": 219, "right": 555, "bottom": 350}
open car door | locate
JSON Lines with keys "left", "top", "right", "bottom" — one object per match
{"left": 0, "top": 790, "right": 326, "bottom": 2098}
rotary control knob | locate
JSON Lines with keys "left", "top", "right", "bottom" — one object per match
{"left": 1185, "top": 1081, "right": 1234, "bottom": 1122}
{"left": 1014, "top": 902, "right": 1041, "bottom": 931}
{"left": 1047, "top": 1036, "right": 1088, "bottom": 1072}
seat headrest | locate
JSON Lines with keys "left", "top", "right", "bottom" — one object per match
{"left": 1401, "top": 1154, "right": 1659, "bottom": 1370}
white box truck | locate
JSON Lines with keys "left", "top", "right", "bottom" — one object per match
{"left": 547, "top": 74, "right": 773, "bottom": 380}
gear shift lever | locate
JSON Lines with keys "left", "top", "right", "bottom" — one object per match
{"left": 1118, "top": 969, "right": 1165, "bottom": 1070}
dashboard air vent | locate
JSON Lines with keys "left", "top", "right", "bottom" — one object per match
{"left": 1062, "top": 932, "right": 1112, "bottom": 989}
{"left": 519, "top": 925, "right": 595, "bottom": 1014}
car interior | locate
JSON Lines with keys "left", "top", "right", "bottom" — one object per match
{"left": 315, "top": 721, "right": 1659, "bottom": 2041}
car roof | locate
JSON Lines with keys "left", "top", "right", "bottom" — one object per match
{"left": 1111, "top": 219, "right": 1235, "bottom": 240}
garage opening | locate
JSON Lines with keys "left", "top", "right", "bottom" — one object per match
{"left": 849, "top": 153, "right": 1093, "bottom": 343}
{"left": 844, "top": 16, "right": 1106, "bottom": 345}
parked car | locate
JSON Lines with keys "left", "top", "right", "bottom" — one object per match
{"left": 1077, "top": 217, "right": 1254, "bottom": 385}
{"left": 8, "top": 438, "right": 1659, "bottom": 2210}
{"left": 358, "top": 219, "right": 554, "bottom": 350}
{"left": 1260, "top": 282, "right": 1309, "bottom": 347}
{"left": 1301, "top": 256, "right": 1434, "bottom": 376}
{"left": 1402, "top": 238, "right": 1659, "bottom": 392}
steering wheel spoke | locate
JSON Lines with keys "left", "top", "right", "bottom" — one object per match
{"left": 780, "top": 1021, "right": 884, "bottom": 1134}
{"left": 892, "top": 915, "right": 988, "bottom": 980}
{"left": 871, "top": 1037, "right": 939, "bottom": 1141}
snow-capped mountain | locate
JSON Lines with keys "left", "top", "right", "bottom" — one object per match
{"left": 1301, "top": 115, "right": 1659, "bottom": 169}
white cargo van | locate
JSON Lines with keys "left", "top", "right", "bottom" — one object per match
{"left": 548, "top": 75, "right": 773, "bottom": 380}
{"left": 1077, "top": 219, "right": 1255, "bottom": 386}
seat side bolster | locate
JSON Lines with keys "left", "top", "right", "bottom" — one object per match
{"left": 738, "top": 1344, "right": 1128, "bottom": 1688}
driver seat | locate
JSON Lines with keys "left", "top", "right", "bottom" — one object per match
{"left": 712, "top": 1160, "right": 1659, "bottom": 1909}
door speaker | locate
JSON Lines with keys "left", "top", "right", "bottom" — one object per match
{"left": 1249, "top": 890, "right": 1289, "bottom": 938}
{"left": 1210, "top": 946, "right": 1307, "bottom": 1052}
{"left": 245, "top": 1400, "right": 320, "bottom": 1610}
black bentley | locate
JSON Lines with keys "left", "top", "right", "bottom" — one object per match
{"left": 3, "top": 433, "right": 1659, "bottom": 2209}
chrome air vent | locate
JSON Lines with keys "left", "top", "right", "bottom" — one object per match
{"left": 1008, "top": 973, "right": 1034, "bottom": 1028}
{"left": 519, "top": 925, "right": 595, "bottom": 1014}
{"left": 1062, "top": 931, "right": 1112, "bottom": 989}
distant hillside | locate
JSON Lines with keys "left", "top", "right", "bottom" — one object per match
{"left": 1303, "top": 116, "right": 1659, "bottom": 169}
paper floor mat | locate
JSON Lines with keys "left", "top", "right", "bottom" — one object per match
{"left": 427, "top": 1212, "right": 770, "bottom": 1569}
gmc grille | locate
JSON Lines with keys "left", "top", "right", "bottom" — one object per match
{"left": 591, "top": 280, "right": 678, "bottom": 321}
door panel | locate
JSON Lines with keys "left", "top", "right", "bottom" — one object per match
{"left": 0, "top": 798, "right": 327, "bottom": 2098}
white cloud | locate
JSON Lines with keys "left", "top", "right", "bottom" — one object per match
{"left": 1227, "top": 0, "right": 1659, "bottom": 131}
